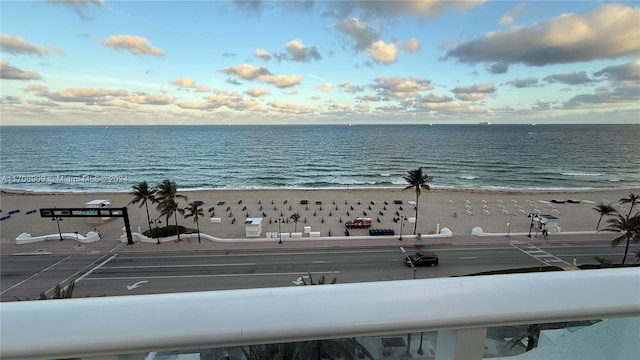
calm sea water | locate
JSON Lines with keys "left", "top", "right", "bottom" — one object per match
{"left": 1, "top": 124, "right": 638, "bottom": 193}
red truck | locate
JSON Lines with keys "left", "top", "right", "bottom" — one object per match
{"left": 345, "top": 217, "right": 373, "bottom": 229}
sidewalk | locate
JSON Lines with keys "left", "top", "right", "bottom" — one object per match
{"left": 2, "top": 229, "right": 616, "bottom": 256}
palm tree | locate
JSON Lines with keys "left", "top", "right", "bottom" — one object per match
{"left": 128, "top": 181, "right": 157, "bottom": 237}
{"left": 620, "top": 192, "right": 640, "bottom": 217}
{"left": 181, "top": 201, "right": 204, "bottom": 243}
{"left": 593, "top": 202, "right": 617, "bottom": 230}
{"left": 599, "top": 212, "right": 640, "bottom": 265}
{"left": 403, "top": 167, "right": 433, "bottom": 234}
{"left": 155, "top": 180, "right": 188, "bottom": 241}
{"left": 290, "top": 211, "right": 301, "bottom": 232}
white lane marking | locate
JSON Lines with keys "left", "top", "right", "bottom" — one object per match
{"left": 82, "top": 271, "right": 341, "bottom": 281}
{"left": 115, "top": 249, "right": 397, "bottom": 259}
{"left": 127, "top": 281, "right": 149, "bottom": 290}
{"left": 312, "top": 261, "right": 331, "bottom": 264}
{"left": 102, "top": 263, "right": 255, "bottom": 269}
{"left": 73, "top": 255, "right": 117, "bottom": 283}
{"left": 0, "top": 255, "right": 73, "bottom": 295}
{"left": 459, "top": 257, "right": 479, "bottom": 260}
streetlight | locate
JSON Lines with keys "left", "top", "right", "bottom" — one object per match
{"left": 74, "top": 231, "right": 79, "bottom": 241}
{"left": 417, "top": 332, "right": 424, "bottom": 355}
{"left": 275, "top": 218, "right": 283, "bottom": 244}
{"left": 507, "top": 213, "right": 514, "bottom": 237}
{"left": 52, "top": 215, "right": 63, "bottom": 241}
{"left": 527, "top": 213, "right": 537, "bottom": 238}
{"left": 398, "top": 216, "right": 406, "bottom": 241}
{"left": 149, "top": 217, "right": 162, "bottom": 244}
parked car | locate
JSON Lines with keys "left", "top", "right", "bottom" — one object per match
{"left": 404, "top": 252, "right": 439, "bottom": 267}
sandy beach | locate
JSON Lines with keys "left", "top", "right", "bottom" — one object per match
{"left": 1, "top": 187, "right": 638, "bottom": 245}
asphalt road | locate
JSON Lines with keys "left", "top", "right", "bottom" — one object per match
{"left": 1, "top": 241, "right": 626, "bottom": 300}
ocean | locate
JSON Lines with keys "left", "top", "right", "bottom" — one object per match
{"left": 1, "top": 124, "right": 638, "bottom": 193}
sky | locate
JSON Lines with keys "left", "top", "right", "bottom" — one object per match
{"left": 1, "top": 0, "right": 639, "bottom": 125}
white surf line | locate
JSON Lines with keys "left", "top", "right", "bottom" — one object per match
{"left": 102, "top": 263, "right": 256, "bottom": 269}
{"left": 82, "top": 271, "right": 341, "bottom": 281}
{"left": 0, "top": 255, "right": 73, "bottom": 295}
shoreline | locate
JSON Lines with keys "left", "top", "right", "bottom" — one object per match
{"left": 1, "top": 187, "right": 637, "bottom": 245}
{"left": 2, "top": 186, "right": 639, "bottom": 196}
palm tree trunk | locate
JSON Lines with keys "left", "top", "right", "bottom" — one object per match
{"left": 413, "top": 191, "right": 419, "bottom": 234}
{"left": 623, "top": 236, "right": 630, "bottom": 264}
{"left": 174, "top": 212, "right": 181, "bottom": 241}
{"left": 196, "top": 218, "right": 201, "bottom": 243}
{"left": 145, "top": 201, "right": 152, "bottom": 235}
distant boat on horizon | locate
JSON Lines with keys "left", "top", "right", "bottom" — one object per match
{"left": 479, "top": 121, "right": 490, "bottom": 125}
{"left": 427, "top": 122, "right": 433, "bottom": 126}
{"left": 529, "top": 123, "right": 536, "bottom": 126}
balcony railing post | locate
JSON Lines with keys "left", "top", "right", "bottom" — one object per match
{"left": 436, "top": 328, "right": 487, "bottom": 360}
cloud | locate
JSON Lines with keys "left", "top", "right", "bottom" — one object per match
{"left": 171, "top": 78, "right": 211, "bottom": 92}
{"left": 219, "top": 64, "right": 302, "bottom": 88}
{"left": 127, "top": 93, "right": 173, "bottom": 105}
{"left": 506, "top": 76, "right": 539, "bottom": 88}
{"left": 335, "top": 18, "right": 378, "bottom": 51}
{"left": 172, "top": 78, "right": 197, "bottom": 88}
{"left": 594, "top": 61, "right": 640, "bottom": 82}
{"left": 316, "top": 83, "right": 333, "bottom": 92}
{"left": 451, "top": 83, "right": 495, "bottom": 101}
{"left": 259, "top": 74, "right": 303, "bottom": 88}
{"left": 254, "top": 48, "right": 271, "bottom": 61}
{"left": 339, "top": 82, "right": 364, "bottom": 93}
{"left": 402, "top": 38, "right": 421, "bottom": 52}
{"left": 267, "top": 101, "right": 311, "bottom": 114}
{"left": 486, "top": 62, "right": 509, "bottom": 74}
{"left": 284, "top": 39, "right": 322, "bottom": 62}
{"left": 0, "top": 60, "right": 42, "bottom": 80}
{"left": 0, "top": 34, "right": 64, "bottom": 56}
{"left": 46, "top": 87, "right": 129, "bottom": 102}
{"left": 244, "top": 88, "right": 269, "bottom": 97}
{"left": 220, "top": 64, "right": 271, "bottom": 80}
{"left": 499, "top": 3, "right": 525, "bottom": 26}
{"left": 561, "top": 83, "right": 640, "bottom": 109}
{"left": 532, "top": 99, "right": 552, "bottom": 111}
{"left": 370, "top": 76, "right": 433, "bottom": 99}
{"left": 325, "top": 0, "right": 485, "bottom": 20}
{"left": 544, "top": 71, "right": 593, "bottom": 85}
{"left": 104, "top": 35, "right": 165, "bottom": 56}
{"left": 23, "top": 84, "right": 50, "bottom": 96}
{"left": 368, "top": 40, "right": 398, "bottom": 64}
{"left": 443, "top": 4, "right": 640, "bottom": 66}
{"left": 45, "top": 0, "right": 104, "bottom": 20}
{"left": 417, "top": 93, "right": 454, "bottom": 103}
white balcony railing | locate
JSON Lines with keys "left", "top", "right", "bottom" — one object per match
{"left": 1, "top": 267, "right": 639, "bottom": 360}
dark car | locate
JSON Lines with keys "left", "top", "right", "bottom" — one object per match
{"left": 404, "top": 252, "right": 439, "bottom": 267}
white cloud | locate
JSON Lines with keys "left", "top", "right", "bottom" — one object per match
{"left": 104, "top": 35, "right": 165, "bottom": 56}
{"left": 368, "top": 40, "right": 397, "bottom": 64}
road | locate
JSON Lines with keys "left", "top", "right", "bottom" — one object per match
{"left": 1, "top": 240, "right": 626, "bottom": 300}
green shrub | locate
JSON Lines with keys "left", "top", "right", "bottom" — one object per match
{"left": 143, "top": 225, "right": 187, "bottom": 238}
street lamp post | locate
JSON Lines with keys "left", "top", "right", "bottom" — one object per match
{"left": 52, "top": 215, "right": 63, "bottom": 241}
{"left": 527, "top": 213, "right": 537, "bottom": 238}
{"left": 417, "top": 332, "right": 424, "bottom": 355}
{"left": 276, "top": 218, "right": 283, "bottom": 244}
{"left": 150, "top": 218, "right": 162, "bottom": 244}
{"left": 507, "top": 213, "right": 514, "bottom": 237}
